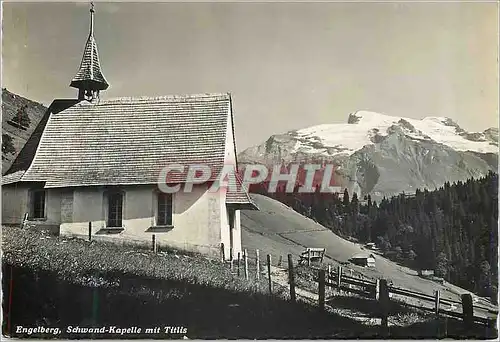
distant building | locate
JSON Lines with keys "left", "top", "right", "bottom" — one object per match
{"left": 365, "top": 242, "right": 376, "bottom": 249}
{"left": 2, "top": 4, "right": 257, "bottom": 258}
{"left": 350, "top": 253, "right": 376, "bottom": 267}
{"left": 418, "top": 269, "right": 435, "bottom": 277}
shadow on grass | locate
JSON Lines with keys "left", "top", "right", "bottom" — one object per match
{"left": 326, "top": 295, "right": 497, "bottom": 339}
{"left": 327, "top": 295, "right": 419, "bottom": 317}
{"left": 3, "top": 263, "right": 382, "bottom": 339}
{"left": 390, "top": 317, "right": 498, "bottom": 339}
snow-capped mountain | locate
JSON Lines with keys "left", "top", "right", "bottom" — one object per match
{"left": 238, "top": 111, "right": 498, "bottom": 200}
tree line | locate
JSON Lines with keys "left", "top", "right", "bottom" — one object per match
{"left": 250, "top": 171, "right": 498, "bottom": 301}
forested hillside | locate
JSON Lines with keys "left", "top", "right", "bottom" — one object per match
{"left": 252, "top": 172, "right": 498, "bottom": 301}
{"left": 2, "top": 89, "right": 47, "bottom": 173}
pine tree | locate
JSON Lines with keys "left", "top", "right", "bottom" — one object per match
{"left": 343, "top": 188, "right": 350, "bottom": 212}
{"left": 10, "top": 105, "right": 31, "bottom": 128}
{"left": 435, "top": 252, "right": 449, "bottom": 278}
{"left": 2, "top": 133, "right": 15, "bottom": 157}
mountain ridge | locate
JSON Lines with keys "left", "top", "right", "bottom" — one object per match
{"left": 239, "top": 110, "right": 498, "bottom": 200}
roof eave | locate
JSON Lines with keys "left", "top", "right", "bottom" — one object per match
{"left": 226, "top": 202, "right": 259, "bottom": 211}
{"left": 70, "top": 79, "right": 109, "bottom": 91}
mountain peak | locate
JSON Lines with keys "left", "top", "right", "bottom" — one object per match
{"left": 280, "top": 110, "right": 498, "bottom": 157}
{"left": 347, "top": 110, "right": 394, "bottom": 125}
{"left": 239, "top": 110, "right": 497, "bottom": 201}
{"left": 422, "top": 116, "right": 461, "bottom": 129}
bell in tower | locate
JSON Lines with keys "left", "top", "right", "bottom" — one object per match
{"left": 70, "top": 2, "right": 109, "bottom": 102}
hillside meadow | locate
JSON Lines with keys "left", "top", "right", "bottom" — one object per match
{"left": 2, "top": 226, "right": 496, "bottom": 339}
{"left": 2, "top": 226, "right": 374, "bottom": 339}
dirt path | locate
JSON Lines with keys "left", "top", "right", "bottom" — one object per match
{"left": 268, "top": 266, "right": 386, "bottom": 326}
{"left": 270, "top": 266, "right": 318, "bottom": 301}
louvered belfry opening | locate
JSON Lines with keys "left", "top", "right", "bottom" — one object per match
{"left": 70, "top": 2, "right": 109, "bottom": 102}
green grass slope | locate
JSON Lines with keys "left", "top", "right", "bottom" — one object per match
{"left": 2, "top": 226, "right": 378, "bottom": 339}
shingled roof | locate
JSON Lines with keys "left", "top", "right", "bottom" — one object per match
{"left": 70, "top": 4, "right": 108, "bottom": 91}
{"left": 3, "top": 93, "right": 257, "bottom": 209}
{"left": 70, "top": 34, "right": 108, "bottom": 91}
{"left": 225, "top": 172, "right": 258, "bottom": 210}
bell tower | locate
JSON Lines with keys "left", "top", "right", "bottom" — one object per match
{"left": 70, "top": 2, "right": 109, "bottom": 102}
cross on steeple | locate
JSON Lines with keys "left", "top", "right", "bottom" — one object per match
{"left": 90, "top": 2, "right": 95, "bottom": 34}
{"left": 70, "top": 1, "right": 109, "bottom": 102}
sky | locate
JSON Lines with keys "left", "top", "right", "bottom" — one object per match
{"left": 2, "top": 1, "right": 498, "bottom": 152}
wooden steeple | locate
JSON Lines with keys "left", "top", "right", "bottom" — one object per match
{"left": 70, "top": 2, "right": 109, "bottom": 101}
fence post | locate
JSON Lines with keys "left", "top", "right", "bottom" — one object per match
{"left": 349, "top": 269, "right": 353, "bottom": 290}
{"left": 20, "top": 212, "right": 28, "bottom": 229}
{"left": 328, "top": 265, "right": 331, "bottom": 279}
{"left": 337, "top": 265, "right": 342, "bottom": 294}
{"left": 152, "top": 234, "right": 157, "bottom": 253}
{"left": 256, "top": 249, "right": 260, "bottom": 280}
{"left": 88, "top": 222, "right": 92, "bottom": 242}
{"left": 288, "top": 254, "right": 296, "bottom": 302}
{"left": 434, "top": 290, "right": 440, "bottom": 315}
{"left": 435, "top": 290, "right": 441, "bottom": 337}
{"left": 244, "top": 249, "right": 249, "bottom": 280}
{"left": 278, "top": 255, "right": 283, "bottom": 267}
{"left": 221, "top": 243, "right": 225, "bottom": 263}
{"left": 267, "top": 254, "right": 273, "bottom": 294}
{"left": 230, "top": 247, "right": 234, "bottom": 272}
{"left": 319, "top": 269, "right": 326, "bottom": 311}
{"left": 375, "top": 279, "right": 380, "bottom": 300}
{"left": 307, "top": 249, "right": 311, "bottom": 266}
{"left": 378, "top": 279, "right": 389, "bottom": 337}
{"left": 461, "top": 293, "right": 473, "bottom": 331}
{"left": 237, "top": 252, "right": 241, "bottom": 276}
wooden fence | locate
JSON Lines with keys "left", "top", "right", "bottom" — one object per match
{"left": 208, "top": 243, "right": 499, "bottom": 332}
{"left": 149, "top": 242, "right": 496, "bottom": 332}
{"left": 313, "top": 265, "right": 498, "bottom": 329}
{"left": 219, "top": 243, "right": 275, "bottom": 294}
{"left": 217, "top": 246, "right": 497, "bottom": 330}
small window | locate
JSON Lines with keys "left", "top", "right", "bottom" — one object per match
{"left": 107, "top": 192, "right": 123, "bottom": 227}
{"left": 157, "top": 193, "right": 173, "bottom": 226}
{"left": 31, "top": 190, "right": 46, "bottom": 219}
